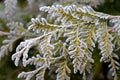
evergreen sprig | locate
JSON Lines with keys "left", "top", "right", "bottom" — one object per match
{"left": 1, "top": 2, "right": 120, "bottom": 80}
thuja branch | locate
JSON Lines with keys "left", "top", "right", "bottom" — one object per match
{"left": 1, "top": 4, "right": 120, "bottom": 80}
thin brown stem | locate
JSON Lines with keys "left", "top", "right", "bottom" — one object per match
{"left": 11, "top": 66, "right": 24, "bottom": 75}
{"left": 108, "top": 27, "right": 115, "bottom": 32}
{"left": 109, "top": 16, "right": 120, "bottom": 19}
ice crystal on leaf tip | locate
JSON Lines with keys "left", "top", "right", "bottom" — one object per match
{"left": 1, "top": 4, "right": 120, "bottom": 80}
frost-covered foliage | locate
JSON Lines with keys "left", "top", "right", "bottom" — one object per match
{"left": 1, "top": 0, "right": 120, "bottom": 80}
{"left": 0, "top": 21, "right": 35, "bottom": 60}
{"left": 4, "top": 0, "right": 17, "bottom": 20}
{"left": 110, "top": 18, "right": 120, "bottom": 35}
{"left": 59, "top": 0, "right": 114, "bottom": 7}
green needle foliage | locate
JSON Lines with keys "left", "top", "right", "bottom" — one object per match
{"left": 0, "top": 0, "right": 120, "bottom": 80}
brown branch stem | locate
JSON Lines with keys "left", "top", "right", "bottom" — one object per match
{"left": 108, "top": 27, "right": 115, "bottom": 32}
{"left": 109, "top": 16, "right": 120, "bottom": 19}
{"left": 11, "top": 66, "right": 24, "bottom": 75}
